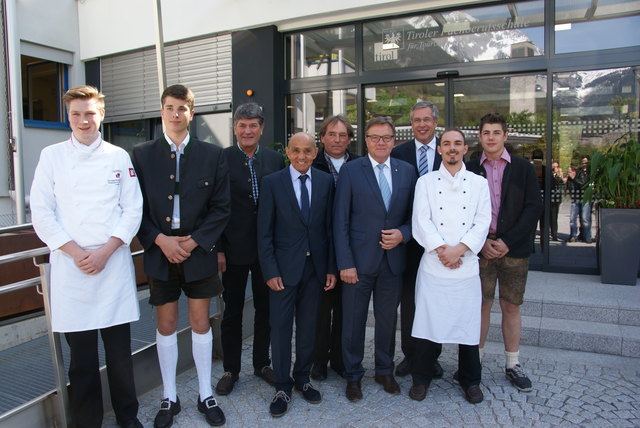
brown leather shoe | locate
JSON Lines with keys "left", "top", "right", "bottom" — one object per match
{"left": 215, "top": 372, "right": 239, "bottom": 396}
{"left": 345, "top": 381, "right": 362, "bottom": 402}
{"left": 463, "top": 384, "right": 484, "bottom": 404}
{"left": 408, "top": 383, "right": 427, "bottom": 401}
{"left": 374, "top": 374, "right": 400, "bottom": 395}
{"left": 254, "top": 366, "right": 276, "bottom": 386}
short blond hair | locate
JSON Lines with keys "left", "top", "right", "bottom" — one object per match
{"left": 62, "top": 85, "right": 105, "bottom": 111}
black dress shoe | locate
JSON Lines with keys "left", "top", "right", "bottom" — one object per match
{"left": 270, "top": 390, "right": 291, "bottom": 417}
{"left": 463, "top": 384, "right": 484, "bottom": 404}
{"left": 311, "top": 364, "right": 328, "bottom": 381}
{"left": 345, "top": 381, "right": 362, "bottom": 402}
{"left": 433, "top": 360, "right": 444, "bottom": 379}
{"left": 154, "top": 397, "right": 181, "bottom": 428}
{"left": 295, "top": 382, "right": 322, "bottom": 403}
{"left": 197, "top": 395, "right": 226, "bottom": 426}
{"left": 408, "top": 384, "right": 428, "bottom": 401}
{"left": 255, "top": 366, "right": 277, "bottom": 386}
{"left": 395, "top": 358, "right": 411, "bottom": 377}
{"left": 215, "top": 371, "right": 239, "bottom": 395}
{"left": 374, "top": 374, "right": 400, "bottom": 394}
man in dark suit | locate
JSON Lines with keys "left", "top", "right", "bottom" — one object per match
{"left": 214, "top": 103, "right": 284, "bottom": 396}
{"left": 132, "top": 84, "right": 230, "bottom": 428}
{"left": 310, "top": 114, "right": 359, "bottom": 381}
{"left": 390, "top": 101, "right": 444, "bottom": 378}
{"left": 334, "top": 116, "right": 417, "bottom": 402}
{"left": 257, "top": 133, "right": 336, "bottom": 417}
{"left": 466, "top": 112, "right": 542, "bottom": 393}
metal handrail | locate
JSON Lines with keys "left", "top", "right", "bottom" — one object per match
{"left": 0, "top": 246, "right": 146, "bottom": 427}
{"left": 0, "top": 223, "right": 34, "bottom": 234}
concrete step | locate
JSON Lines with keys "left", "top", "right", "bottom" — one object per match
{"left": 487, "top": 312, "right": 640, "bottom": 357}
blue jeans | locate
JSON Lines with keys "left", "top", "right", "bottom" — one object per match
{"left": 570, "top": 200, "right": 592, "bottom": 240}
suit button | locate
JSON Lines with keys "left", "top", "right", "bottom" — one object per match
{"left": 248, "top": 194, "right": 252, "bottom": 198}
{"left": 169, "top": 174, "right": 175, "bottom": 180}
{"left": 168, "top": 195, "right": 173, "bottom": 200}
{"left": 248, "top": 179, "right": 251, "bottom": 182}
{"left": 170, "top": 153, "right": 176, "bottom": 159}
{"left": 165, "top": 217, "right": 171, "bottom": 222}
{"left": 205, "top": 181, "right": 209, "bottom": 186}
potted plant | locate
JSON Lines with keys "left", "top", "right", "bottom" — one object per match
{"left": 584, "top": 136, "right": 640, "bottom": 285}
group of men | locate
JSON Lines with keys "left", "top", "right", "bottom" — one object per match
{"left": 30, "top": 82, "right": 541, "bottom": 428}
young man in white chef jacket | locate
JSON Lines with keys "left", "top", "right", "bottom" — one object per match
{"left": 408, "top": 128, "right": 491, "bottom": 404}
{"left": 30, "top": 85, "right": 144, "bottom": 428}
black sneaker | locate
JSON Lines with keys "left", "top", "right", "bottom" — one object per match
{"left": 269, "top": 390, "right": 291, "bottom": 417}
{"left": 294, "top": 382, "right": 322, "bottom": 403}
{"left": 505, "top": 364, "right": 533, "bottom": 392}
{"left": 215, "top": 371, "right": 239, "bottom": 396}
{"left": 154, "top": 397, "right": 181, "bottom": 428}
{"left": 197, "top": 396, "right": 226, "bottom": 426}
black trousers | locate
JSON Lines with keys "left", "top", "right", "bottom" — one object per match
{"left": 412, "top": 338, "right": 481, "bottom": 388}
{"left": 312, "top": 282, "right": 344, "bottom": 372}
{"left": 220, "top": 260, "right": 271, "bottom": 375}
{"left": 64, "top": 323, "right": 138, "bottom": 428}
{"left": 270, "top": 256, "right": 322, "bottom": 393}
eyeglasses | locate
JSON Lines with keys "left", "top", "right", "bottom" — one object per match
{"left": 366, "top": 134, "right": 394, "bottom": 143}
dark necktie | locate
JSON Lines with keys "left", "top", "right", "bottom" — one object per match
{"left": 299, "top": 174, "right": 310, "bottom": 224}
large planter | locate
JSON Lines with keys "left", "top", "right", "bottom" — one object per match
{"left": 598, "top": 208, "right": 640, "bottom": 285}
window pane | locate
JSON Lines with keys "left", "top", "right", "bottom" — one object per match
{"left": 555, "top": 0, "right": 640, "bottom": 53}
{"left": 364, "top": 83, "right": 446, "bottom": 144}
{"left": 193, "top": 112, "right": 233, "bottom": 148}
{"left": 550, "top": 67, "right": 639, "bottom": 267}
{"left": 107, "top": 120, "right": 151, "bottom": 154}
{"left": 363, "top": 0, "right": 544, "bottom": 71}
{"left": 287, "top": 26, "right": 356, "bottom": 79}
{"left": 452, "top": 74, "right": 548, "bottom": 266}
{"left": 21, "top": 56, "right": 63, "bottom": 122}
{"left": 286, "top": 89, "right": 358, "bottom": 150}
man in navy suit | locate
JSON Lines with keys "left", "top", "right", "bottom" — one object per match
{"left": 257, "top": 132, "right": 336, "bottom": 417}
{"left": 334, "top": 116, "right": 417, "bottom": 401}
{"left": 391, "top": 101, "right": 444, "bottom": 378}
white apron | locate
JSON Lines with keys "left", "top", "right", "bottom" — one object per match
{"left": 50, "top": 245, "right": 140, "bottom": 332}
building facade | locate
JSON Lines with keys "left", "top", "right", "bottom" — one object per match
{"left": 2, "top": 0, "right": 639, "bottom": 274}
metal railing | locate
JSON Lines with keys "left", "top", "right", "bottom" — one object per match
{"left": 0, "top": 245, "right": 144, "bottom": 427}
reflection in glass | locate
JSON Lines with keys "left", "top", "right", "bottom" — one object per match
{"left": 555, "top": 0, "right": 640, "bottom": 53}
{"left": 551, "top": 67, "right": 639, "bottom": 268}
{"left": 107, "top": 120, "right": 151, "bottom": 154}
{"left": 287, "top": 26, "right": 356, "bottom": 79}
{"left": 286, "top": 89, "right": 358, "bottom": 150}
{"left": 363, "top": 0, "right": 544, "bottom": 71}
{"left": 364, "top": 83, "right": 446, "bottom": 144}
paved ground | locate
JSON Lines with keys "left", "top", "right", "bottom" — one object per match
{"left": 104, "top": 329, "right": 640, "bottom": 427}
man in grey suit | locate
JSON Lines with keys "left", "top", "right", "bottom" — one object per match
{"left": 257, "top": 133, "right": 336, "bottom": 417}
{"left": 390, "top": 101, "right": 444, "bottom": 378}
{"left": 215, "top": 103, "right": 284, "bottom": 396}
{"left": 333, "top": 116, "right": 417, "bottom": 402}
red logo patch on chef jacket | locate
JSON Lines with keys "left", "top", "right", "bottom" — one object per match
{"left": 129, "top": 168, "right": 136, "bottom": 177}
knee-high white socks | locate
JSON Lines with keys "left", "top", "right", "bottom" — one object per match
{"left": 156, "top": 330, "right": 178, "bottom": 402}
{"left": 192, "top": 329, "right": 213, "bottom": 400}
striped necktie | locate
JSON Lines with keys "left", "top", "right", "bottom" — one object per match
{"left": 418, "top": 145, "right": 429, "bottom": 176}
{"left": 377, "top": 164, "right": 391, "bottom": 210}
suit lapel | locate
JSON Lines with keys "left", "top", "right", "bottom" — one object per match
{"left": 389, "top": 158, "right": 402, "bottom": 210}
{"left": 362, "top": 157, "right": 387, "bottom": 211}
{"left": 309, "top": 168, "right": 321, "bottom": 224}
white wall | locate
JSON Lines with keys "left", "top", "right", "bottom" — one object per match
{"left": 76, "top": 0, "right": 481, "bottom": 60}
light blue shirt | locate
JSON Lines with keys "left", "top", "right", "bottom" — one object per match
{"left": 368, "top": 154, "right": 393, "bottom": 193}
{"left": 289, "top": 164, "right": 312, "bottom": 209}
{"left": 414, "top": 136, "right": 437, "bottom": 173}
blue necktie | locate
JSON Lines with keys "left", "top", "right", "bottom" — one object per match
{"left": 418, "top": 145, "right": 429, "bottom": 176}
{"left": 299, "top": 174, "right": 310, "bottom": 224}
{"left": 377, "top": 164, "right": 391, "bottom": 210}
